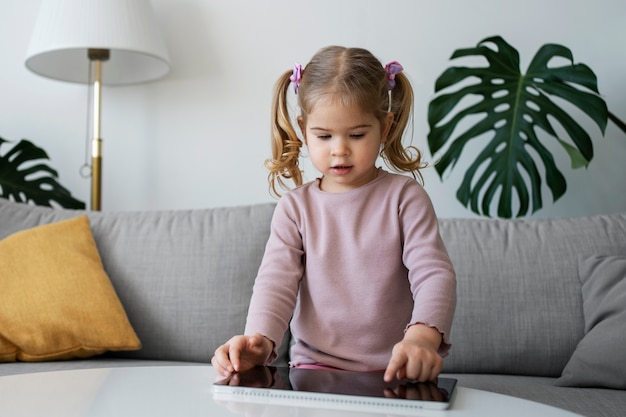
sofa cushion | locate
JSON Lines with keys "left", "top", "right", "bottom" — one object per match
{"left": 0, "top": 198, "right": 278, "bottom": 363}
{"left": 556, "top": 254, "right": 626, "bottom": 389}
{"left": 439, "top": 213, "right": 626, "bottom": 376}
{"left": 0, "top": 216, "right": 140, "bottom": 362}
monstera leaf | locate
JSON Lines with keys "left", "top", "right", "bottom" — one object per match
{"left": 0, "top": 137, "right": 85, "bottom": 209}
{"left": 428, "top": 36, "right": 608, "bottom": 218}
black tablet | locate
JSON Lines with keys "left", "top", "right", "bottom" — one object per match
{"left": 212, "top": 366, "right": 457, "bottom": 413}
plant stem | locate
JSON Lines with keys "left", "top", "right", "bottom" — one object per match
{"left": 608, "top": 111, "right": 626, "bottom": 135}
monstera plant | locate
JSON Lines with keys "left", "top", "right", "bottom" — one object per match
{"left": 427, "top": 35, "right": 624, "bottom": 218}
{"left": 0, "top": 137, "right": 85, "bottom": 209}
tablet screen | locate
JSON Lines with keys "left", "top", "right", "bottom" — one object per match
{"left": 213, "top": 366, "right": 457, "bottom": 412}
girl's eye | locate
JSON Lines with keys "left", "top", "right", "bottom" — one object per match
{"left": 317, "top": 135, "right": 331, "bottom": 140}
{"left": 350, "top": 133, "right": 365, "bottom": 139}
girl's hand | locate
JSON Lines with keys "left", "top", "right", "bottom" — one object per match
{"left": 211, "top": 333, "right": 274, "bottom": 377}
{"left": 383, "top": 324, "right": 443, "bottom": 383}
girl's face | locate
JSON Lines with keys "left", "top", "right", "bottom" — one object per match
{"left": 299, "top": 100, "right": 393, "bottom": 193}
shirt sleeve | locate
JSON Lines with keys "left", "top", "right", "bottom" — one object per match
{"left": 398, "top": 181, "right": 457, "bottom": 355}
{"left": 244, "top": 196, "right": 304, "bottom": 362}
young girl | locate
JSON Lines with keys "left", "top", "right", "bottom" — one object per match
{"left": 212, "top": 46, "right": 456, "bottom": 383}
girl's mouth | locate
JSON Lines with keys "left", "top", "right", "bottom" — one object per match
{"left": 331, "top": 165, "right": 353, "bottom": 175}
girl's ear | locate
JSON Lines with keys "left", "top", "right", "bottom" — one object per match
{"left": 381, "top": 112, "right": 394, "bottom": 143}
{"left": 297, "top": 116, "right": 307, "bottom": 144}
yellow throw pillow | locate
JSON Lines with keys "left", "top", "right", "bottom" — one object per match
{"left": 0, "top": 215, "right": 141, "bottom": 362}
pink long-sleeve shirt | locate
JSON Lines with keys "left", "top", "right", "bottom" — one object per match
{"left": 245, "top": 169, "right": 456, "bottom": 371}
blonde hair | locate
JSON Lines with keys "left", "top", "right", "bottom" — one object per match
{"left": 266, "top": 46, "right": 426, "bottom": 197}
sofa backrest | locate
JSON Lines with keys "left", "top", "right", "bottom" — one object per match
{"left": 3, "top": 198, "right": 626, "bottom": 377}
{"left": 439, "top": 213, "right": 626, "bottom": 376}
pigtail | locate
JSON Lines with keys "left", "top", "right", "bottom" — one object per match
{"left": 265, "top": 70, "right": 304, "bottom": 197}
{"left": 381, "top": 72, "right": 426, "bottom": 184}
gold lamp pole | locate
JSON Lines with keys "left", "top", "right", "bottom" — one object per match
{"left": 88, "top": 49, "right": 109, "bottom": 211}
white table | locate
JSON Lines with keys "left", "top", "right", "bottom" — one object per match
{"left": 0, "top": 365, "right": 582, "bottom": 416}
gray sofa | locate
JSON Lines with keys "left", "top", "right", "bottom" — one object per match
{"left": 1, "top": 197, "right": 625, "bottom": 417}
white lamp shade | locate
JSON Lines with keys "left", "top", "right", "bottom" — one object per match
{"left": 25, "top": 0, "right": 170, "bottom": 85}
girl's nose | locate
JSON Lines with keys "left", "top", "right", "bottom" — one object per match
{"left": 331, "top": 138, "right": 349, "bottom": 156}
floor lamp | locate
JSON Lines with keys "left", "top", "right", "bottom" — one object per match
{"left": 24, "top": 0, "right": 170, "bottom": 211}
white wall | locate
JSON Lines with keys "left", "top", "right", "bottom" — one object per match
{"left": 1, "top": 0, "right": 625, "bottom": 217}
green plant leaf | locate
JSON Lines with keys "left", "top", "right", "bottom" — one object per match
{"left": 427, "top": 35, "right": 608, "bottom": 218}
{"left": 557, "top": 138, "right": 589, "bottom": 169}
{"left": 0, "top": 137, "right": 85, "bottom": 209}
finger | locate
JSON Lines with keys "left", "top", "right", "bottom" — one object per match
{"left": 384, "top": 363, "right": 399, "bottom": 382}
{"left": 227, "top": 342, "right": 244, "bottom": 372}
{"left": 407, "top": 356, "right": 442, "bottom": 382}
{"left": 211, "top": 356, "right": 228, "bottom": 376}
{"left": 384, "top": 353, "right": 406, "bottom": 382}
{"left": 420, "top": 362, "right": 440, "bottom": 382}
{"left": 404, "top": 361, "right": 423, "bottom": 382}
{"left": 429, "top": 363, "right": 442, "bottom": 382}
{"left": 229, "top": 335, "right": 255, "bottom": 372}
{"left": 425, "top": 357, "right": 443, "bottom": 382}
{"left": 212, "top": 345, "right": 235, "bottom": 375}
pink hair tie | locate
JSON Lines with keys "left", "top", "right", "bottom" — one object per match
{"left": 290, "top": 63, "right": 303, "bottom": 94}
{"left": 385, "top": 61, "right": 403, "bottom": 112}
{"left": 385, "top": 61, "right": 403, "bottom": 90}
